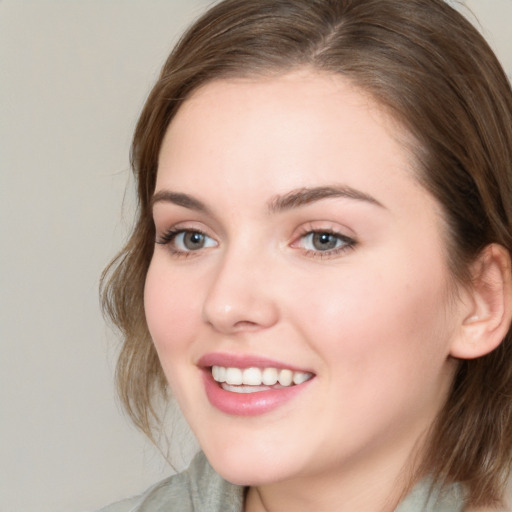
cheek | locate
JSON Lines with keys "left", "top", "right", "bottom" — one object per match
{"left": 306, "top": 270, "right": 455, "bottom": 444}
{"left": 294, "top": 250, "right": 455, "bottom": 386}
{"left": 144, "top": 260, "right": 199, "bottom": 369}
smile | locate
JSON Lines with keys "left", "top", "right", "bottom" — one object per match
{"left": 211, "top": 365, "right": 313, "bottom": 391}
{"left": 200, "top": 355, "right": 316, "bottom": 416}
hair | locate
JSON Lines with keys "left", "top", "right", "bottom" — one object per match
{"left": 101, "top": 0, "right": 512, "bottom": 507}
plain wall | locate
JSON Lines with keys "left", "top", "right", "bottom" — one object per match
{"left": 0, "top": 1, "right": 511, "bottom": 511}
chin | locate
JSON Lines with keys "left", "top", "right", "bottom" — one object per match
{"left": 203, "top": 443, "right": 299, "bottom": 486}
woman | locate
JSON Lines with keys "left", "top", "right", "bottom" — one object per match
{"left": 100, "top": 0, "right": 512, "bottom": 510}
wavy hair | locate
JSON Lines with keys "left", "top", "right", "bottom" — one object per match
{"left": 101, "top": 0, "right": 512, "bottom": 506}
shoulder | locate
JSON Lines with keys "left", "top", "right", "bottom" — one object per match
{"left": 395, "top": 479, "right": 465, "bottom": 512}
{"left": 396, "top": 478, "right": 512, "bottom": 512}
{"left": 96, "top": 452, "right": 244, "bottom": 512}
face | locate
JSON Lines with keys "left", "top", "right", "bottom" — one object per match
{"left": 145, "top": 70, "right": 463, "bottom": 488}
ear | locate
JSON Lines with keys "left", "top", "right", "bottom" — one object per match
{"left": 450, "top": 243, "right": 512, "bottom": 360}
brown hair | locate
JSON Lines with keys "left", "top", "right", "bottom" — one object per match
{"left": 101, "top": 0, "right": 512, "bottom": 506}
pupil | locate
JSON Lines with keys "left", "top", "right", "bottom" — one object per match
{"left": 313, "top": 232, "right": 337, "bottom": 251}
{"left": 184, "top": 232, "right": 204, "bottom": 249}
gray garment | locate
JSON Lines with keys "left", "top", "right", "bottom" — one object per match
{"left": 395, "top": 477, "right": 464, "bottom": 512}
{"left": 98, "top": 452, "right": 464, "bottom": 512}
{"left": 97, "top": 452, "right": 243, "bottom": 512}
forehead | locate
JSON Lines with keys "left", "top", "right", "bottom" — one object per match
{"left": 157, "top": 70, "right": 418, "bottom": 193}
{"left": 166, "top": 71, "right": 388, "bottom": 143}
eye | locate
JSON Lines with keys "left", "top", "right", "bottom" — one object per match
{"left": 303, "top": 232, "right": 343, "bottom": 251}
{"left": 156, "top": 228, "right": 217, "bottom": 253}
{"left": 294, "top": 229, "right": 356, "bottom": 257}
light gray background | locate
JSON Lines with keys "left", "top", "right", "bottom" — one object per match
{"left": 1, "top": 1, "right": 511, "bottom": 511}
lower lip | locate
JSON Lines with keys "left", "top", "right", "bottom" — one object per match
{"left": 202, "top": 370, "right": 313, "bottom": 416}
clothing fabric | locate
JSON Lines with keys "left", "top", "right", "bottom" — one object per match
{"left": 97, "top": 452, "right": 243, "bottom": 512}
{"left": 97, "top": 451, "right": 464, "bottom": 512}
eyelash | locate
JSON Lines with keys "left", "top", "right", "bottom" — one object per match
{"left": 154, "top": 227, "right": 357, "bottom": 259}
{"left": 293, "top": 228, "right": 357, "bottom": 259}
{"left": 155, "top": 227, "right": 216, "bottom": 258}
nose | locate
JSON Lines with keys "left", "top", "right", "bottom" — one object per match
{"left": 202, "top": 248, "right": 279, "bottom": 334}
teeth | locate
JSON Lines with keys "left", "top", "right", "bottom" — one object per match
{"left": 225, "top": 367, "right": 243, "bottom": 385}
{"left": 278, "top": 369, "right": 293, "bottom": 386}
{"left": 211, "top": 365, "right": 313, "bottom": 388}
{"left": 262, "top": 367, "right": 278, "bottom": 385}
{"left": 293, "top": 371, "right": 311, "bottom": 385}
{"left": 217, "top": 365, "right": 226, "bottom": 382}
{"left": 242, "top": 367, "right": 262, "bottom": 385}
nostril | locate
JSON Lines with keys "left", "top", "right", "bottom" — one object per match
{"left": 233, "top": 320, "right": 259, "bottom": 330}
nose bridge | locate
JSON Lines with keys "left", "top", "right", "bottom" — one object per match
{"left": 202, "top": 238, "right": 278, "bottom": 333}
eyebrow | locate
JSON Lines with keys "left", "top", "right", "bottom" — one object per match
{"left": 151, "top": 190, "right": 211, "bottom": 214}
{"left": 268, "top": 185, "right": 384, "bottom": 212}
{"left": 150, "top": 184, "right": 383, "bottom": 215}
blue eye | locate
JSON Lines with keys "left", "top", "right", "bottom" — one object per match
{"left": 175, "top": 231, "right": 216, "bottom": 251}
{"left": 298, "top": 231, "right": 355, "bottom": 254}
{"left": 156, "top": 229, "right": 217, "bottom": 252}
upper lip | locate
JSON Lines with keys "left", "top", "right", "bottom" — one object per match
{"left": 197, "top": 352, "right": 313, "bottom": 373}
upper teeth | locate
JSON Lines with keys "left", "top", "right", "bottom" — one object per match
{"left": 211, "top": 366, "right": 312, "bottom": 387}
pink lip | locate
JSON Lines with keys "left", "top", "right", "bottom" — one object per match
{"left": 198, "top": 352, "right": 314, "bottom": 417}
{"left": 198, "top": 352, "right": 310, "bottom": 372}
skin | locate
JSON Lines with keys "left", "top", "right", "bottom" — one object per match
{"left": 144, "top": 69, "right": 470, "bottom": 511}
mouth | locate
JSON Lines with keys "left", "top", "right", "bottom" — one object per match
{"left": 211, "top": 365, "right": 313, "bottom": 393}
{"left": 198, "top": 353, "right": 315, "bottom": 415}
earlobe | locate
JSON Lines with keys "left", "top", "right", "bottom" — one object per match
{"left": 450, "top": 244, "right": 512, "bottom": 360}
